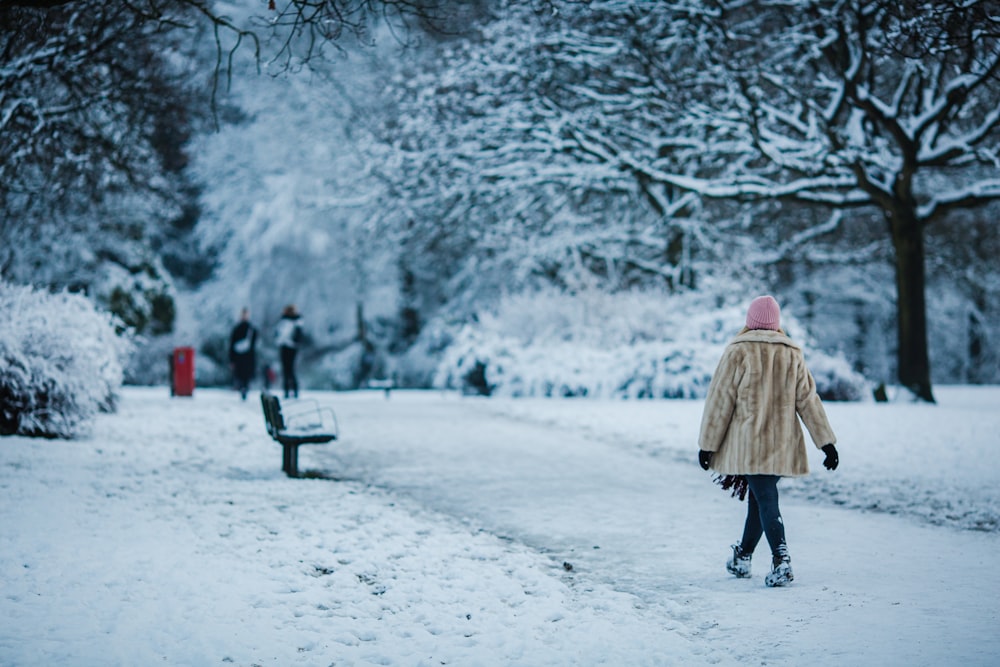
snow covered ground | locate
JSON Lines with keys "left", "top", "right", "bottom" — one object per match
{"left": 2, "top": 386, "right": 998, "bottom": 666}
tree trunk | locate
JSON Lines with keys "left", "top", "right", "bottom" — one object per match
{"left": 888, "top": 209, "right": 936, "bottom": 403}
{"left": 356, "top": 301, "right": 367, "bottom": 342}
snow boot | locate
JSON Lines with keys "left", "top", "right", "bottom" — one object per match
{"left": 726, "top": 544, "right": 752, "bottom": 578}
{"left": 764, "top": 555, "right": 794, "bottom": 587}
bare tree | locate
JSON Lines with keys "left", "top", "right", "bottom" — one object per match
{"left": 0, "top": 0, "right": 219, "bottom": 336}
{"left": 570, "top": 0, "right": 1000, "bottom": 402}
{"left": 0, "top": 0, "right": 446, "bottom": 331}
{"left": 369, "top": 1, "right": 999, "bottom": 399}
{"left": 712, "top": 0, "right": 999, "bottom": 402}
{"left": 370, "top": 1, "right": 734, "bottom": 322}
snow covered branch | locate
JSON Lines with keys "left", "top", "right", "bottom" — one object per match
{"left": 919, "top": 180, "right": 1000, "bottom": 222}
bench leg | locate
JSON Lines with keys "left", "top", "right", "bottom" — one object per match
{"left": 282, "top": 444, "right": 299, "bottom": 477}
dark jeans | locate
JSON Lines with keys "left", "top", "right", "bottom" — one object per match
{"left": 234, "top": 372, "right": 251, "bottom": 399}
{"left": 232, "top": 355, "right": 254, "bottom": 400}
{"left": 739, "top": 475, "right": 789, "bottom": 562}
{"left": 280, "top": 346, "right": 298, "bottom": 398}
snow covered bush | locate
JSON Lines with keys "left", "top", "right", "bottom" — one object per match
{"left": 0, "top": 283, "right": 132, "bottom": 438}
{"left": 312, "top": 342, "right": 369, "bottom": 390}
{"left": 433, "top": 289, "right": 868, "bottom": 401}
{"left": 806, "top": 353, "right": 868, "bottom": 402}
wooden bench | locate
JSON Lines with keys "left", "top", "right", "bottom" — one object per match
{"left": 260, "top": 393, "right": 339, "bottom": 477}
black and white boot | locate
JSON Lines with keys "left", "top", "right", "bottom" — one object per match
{"left": 726, "top": 543, "right": 752, "bottom": 578}
{"left": 764, "top": 555, "right": 794, "bottom": 587}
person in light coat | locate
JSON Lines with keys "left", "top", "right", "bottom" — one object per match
{"left": 274, "top": 304, "right": 303, "bottom": 399}
{"left": 697, "top": 295, "right": 839, "bottom": 587}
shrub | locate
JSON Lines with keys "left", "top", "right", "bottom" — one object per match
{"left": 0, "top": 283, "right": 132, "bottom": 438}
{"left": 433, "top": 288, "right": 869, "bottom": 401}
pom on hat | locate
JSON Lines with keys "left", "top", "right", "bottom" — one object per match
{"left": 746, "top": 295, "right": 781, "bottom": 331}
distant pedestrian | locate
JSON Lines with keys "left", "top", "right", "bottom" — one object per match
{"left": 697, "top": 295, "right": 839, "bottom": 587}
{"left": 263, "top": 363, "right": 277, "bottom": 391}
{"left": 228, "top": 307, "right": 257, "bottom": 400}
{"left": 274, "top": 304, "right": 303, "bottom": 399}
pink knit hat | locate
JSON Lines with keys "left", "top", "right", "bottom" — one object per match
{"left": 746, "top": 295, "right": 781, "bottom": 331}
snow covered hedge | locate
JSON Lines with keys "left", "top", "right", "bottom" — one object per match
{"left": 0, "top": 283, "right": 132, "bottom": 438}
{"left": 433, "top": 290, "right": 868, "bottom": 401}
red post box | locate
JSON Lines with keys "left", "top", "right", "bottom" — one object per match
{"left": 171, "top": 346, "right": 195, "bottom": 397}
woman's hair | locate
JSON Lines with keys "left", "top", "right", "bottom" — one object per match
{"left": 282, "top": 304, "right": 298, "bottom": 317}
{"left": 738, "top": 326, "right": 786, "bottom": 336}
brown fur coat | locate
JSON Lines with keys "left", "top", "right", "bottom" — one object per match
{"left": 698, "top": 329, "right": 836, "bottom": 477}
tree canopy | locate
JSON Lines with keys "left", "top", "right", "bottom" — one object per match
{"left": 3, "top": 0, "right": 998, "bottom": 395}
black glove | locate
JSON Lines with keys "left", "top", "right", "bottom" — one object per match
{"left": 821, "top": 444, "right": 839, "bottom": 471}
{"left": 698, "top": 450, "right": 713, "bottom": 470}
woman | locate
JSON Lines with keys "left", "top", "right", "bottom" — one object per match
{"left": 228, "top": 307, "right": 257, "bottom": 400}
{"left": 274, "top": 304, "right": 303, "bottom": 399}
{"left": 697, "top": 295, "right": 839, "bottom": 587}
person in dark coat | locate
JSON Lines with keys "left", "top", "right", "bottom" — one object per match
{"left": 228, "top": 307, "right": 257, "bottom": 400}
{"left": 274, "top": 304, "right": 303, "bottom": 399}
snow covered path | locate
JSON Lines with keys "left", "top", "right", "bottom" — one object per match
{"left": 2, "top": 387, "right": 999, "bottom": 666}
{"left": 323, "top": 390, "right": 1000, "bottom": 666}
